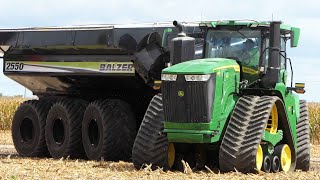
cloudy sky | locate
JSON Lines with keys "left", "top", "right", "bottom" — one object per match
{"left": 0, "top": 0, "right": 319, "bottom": 101}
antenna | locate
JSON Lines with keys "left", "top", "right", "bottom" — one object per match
{"left": 272, "top": 13, "right": 274, "bottom": 21}
{"left": 201, "top": 9, "right": 203, "bottom": 22}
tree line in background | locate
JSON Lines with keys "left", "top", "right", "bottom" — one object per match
{"left": 0, "top": 92, "right": 23, "bottom": 98}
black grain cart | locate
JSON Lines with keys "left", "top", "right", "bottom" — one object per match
{"left": 0, "top": 22, "right": 203, "bottom": 160}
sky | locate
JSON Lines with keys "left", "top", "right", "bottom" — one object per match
{"left": 0, "top": 0, "right": 319, "bottom": 101}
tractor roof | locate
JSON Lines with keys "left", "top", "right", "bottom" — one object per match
{"left": 200, "top": 20, "right": 300, "bottom": 47}
{"left": 198, "top": 20, "right": 297, "bottom": 32}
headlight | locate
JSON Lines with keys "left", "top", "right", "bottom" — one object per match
{"left": 184, "top": 74, "right": 211, "bottom": 81}
{"left": 161, "top": 74, "right": 177, "bottom": 81}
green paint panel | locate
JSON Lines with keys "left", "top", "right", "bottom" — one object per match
{"left": 167, "top": 133, "right": 211, "bottom": 143}
{"left": 162, "top": 28, "right": 173, "bottom": 47}
{"left": 262, "top": 130, "right": 283, "bottom": 146}
{"left": 164, "top": 57, "right": 240, "bottom": 143}
{"left": 291, "top": 27, "right": 300, "bottom": 47}
{"left": 28, "top": 61, "right": 101, "bottom": 69}
{"left": 164, "top": 122, "right": 212, "bottom": 130}
{"left": 164, "top": 129, "right": 214, "bottom": 134}
{"left": 275, "top": 83, "right": 299, "bottom": 148}
{"left": 162, "top": 58, "right": 239, "bottom": 74}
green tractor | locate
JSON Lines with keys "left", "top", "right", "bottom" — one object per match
{"left": 132, "top": 20, "right": 310, "bottom": 173}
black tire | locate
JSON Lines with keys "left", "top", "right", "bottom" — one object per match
{"left": 262, "top": 155, "right": 271, "bottom": 173}
{"left": 45, "top": 98, "right": 87, "bottom": 158}
{"left": 82, "top": 99, "right": 136, "bottom": 161}
{"left": 132, "top": 94, "right": 170, "bottom": 170}
{"left": 295, "top": 100, "right": 310, "bottom": 171}
{"left": 12, "top": 100, "right": 52, "bottom": 157}
{"left": 270, "top": 156, "right": 280, "bottom": 173}
{"left": 219, "top": 96, "right": 280, "bottom": 173}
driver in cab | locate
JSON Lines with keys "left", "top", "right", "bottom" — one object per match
{"left": 240, "top": 39, "right": 259, "bottom": 69}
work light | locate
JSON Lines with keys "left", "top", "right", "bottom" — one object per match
{"left": 161, "top": 74, "right": 177, "bottom": 81}
{"left": 184, "top": 74, "right": 211, "bottom": 81}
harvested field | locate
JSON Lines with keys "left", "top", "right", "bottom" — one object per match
{"left": 0, "top": 98, "right": 320, "bottom": 178}
{"left": 0, "top": 131, "right": 319, "bottom": 179}
{"left": 0, "top": 130, "right": 12, "bottom": 145}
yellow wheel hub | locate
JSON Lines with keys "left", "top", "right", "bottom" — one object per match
{"left": 167, "top": 143, "right": 175, "bottom": 168}
{"left": 265, "top": 104, "right": 278, "bottom": 134}
{"left": 256, "top": 144, "right": 263, "bottom": 171}
{"left": 280, "top": 144, "right": 292, "bottom": 172}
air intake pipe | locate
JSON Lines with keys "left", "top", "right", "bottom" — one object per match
{"left": 173, "top": 21, "right": 185, "bottom": 34}
{"left": 170, "top": 21, "right": 195, "bottom": 65}
{"left": 262, "top": 21, "right": 281, "bottom": 88}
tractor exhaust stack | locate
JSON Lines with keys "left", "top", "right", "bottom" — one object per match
{"left": 262, "top": 21, "right": 281, "bottom": 88}
{"left": 170, "top": 21, "right": 195, "bottom": 65}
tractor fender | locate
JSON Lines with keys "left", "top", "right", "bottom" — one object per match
{"left": 274, "top": 98, "right": 297, "bottom": 172}
{"left": 293, "top": 93, "right": 300, "bottom": 121}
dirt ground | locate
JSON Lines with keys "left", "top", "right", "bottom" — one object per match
{"left": 0, "top": 130, "right": 319, "bottom": 179}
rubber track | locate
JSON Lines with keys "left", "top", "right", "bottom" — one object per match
{"left": 295, "top": 100, "right": 310, "bottom": 171}
{"left": 132, "top": 94, "right": 169, "bottom": 170}
{"left": 219, "top": 96, "right": 280, "bottom": 173}
{"left": 13, "top": 100, "right": 52, "bottom": 157}
{"left": 90, "top": 99, "right": 136, "bottom": 161}
{"left": 49, "top": 98, "right": 87, "bottom": 158}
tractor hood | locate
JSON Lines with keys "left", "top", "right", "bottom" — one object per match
{"left": 162, "top": 58, "right": 240, "bottom": 74}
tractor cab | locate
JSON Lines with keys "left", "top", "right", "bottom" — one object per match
{"left": 201, "top": 20, "right": 301, "bottom": 89}
{"left": 205, "top": 27, "right": 261, "bottom": 83}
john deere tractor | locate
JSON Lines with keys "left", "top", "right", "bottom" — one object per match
{"left": 132, "top": 20, "right": 310, "bottom": 173}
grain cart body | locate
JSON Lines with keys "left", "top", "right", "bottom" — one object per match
{"left": 0, "top": 22, "right": 204, "bottom": 160}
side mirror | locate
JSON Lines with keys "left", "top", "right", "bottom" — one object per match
{"left": 287, "top": 83, "right": 305, "bottom": 94}
{"left": 290, "top": 27, "right": 300, "bottom": 48}
{"left": 294, "top": 83, "right": 305, "bottom": 94}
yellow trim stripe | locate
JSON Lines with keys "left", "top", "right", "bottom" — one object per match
{"left": 295, "top": 83, "right": 305, "bottom": 88}
{"left": 212, "top": 65, "right": 240, "bottom": 72}
{"left": 242, "top": 67, "right": 259, "bottom": 75}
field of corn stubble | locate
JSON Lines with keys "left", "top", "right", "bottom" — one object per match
{"left": 0, "top": 97, "right": 319, "bottom": 179}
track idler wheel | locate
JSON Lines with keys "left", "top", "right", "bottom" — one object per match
{"left": 274, "top": 144, "right": 292, "bottom": 172}
{"left": 270, "top": 156, "right": 280, "bottom": 173}
{"left": 256, "top": 144, "right": 263, "bottom": 171}
{"left": 262, "top": 155, "right": 271, "bottom": 173}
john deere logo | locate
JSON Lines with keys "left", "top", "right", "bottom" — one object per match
{"left": 178, "top": 91, "right": 184, "bottom": 97}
